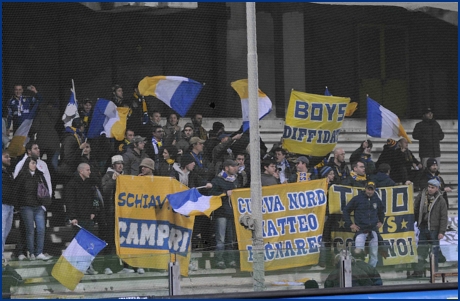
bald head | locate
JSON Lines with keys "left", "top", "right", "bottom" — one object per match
{"left": 334, "top": 148, "right": 346, "bottom": 163}
{"left": 77, "top": 163, "right": 91, "bottom": 180}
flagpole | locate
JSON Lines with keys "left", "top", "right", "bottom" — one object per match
{"left": 246, "top": 2, "right": 265, "bottom": 292}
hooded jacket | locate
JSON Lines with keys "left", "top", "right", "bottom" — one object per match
{"left": 414, "top": 189, "right": 448, "bottom": 235}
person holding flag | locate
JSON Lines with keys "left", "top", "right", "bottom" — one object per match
{"left": 58, "top": 118, "right": 88, "bottom": 185}
{"left": 7, "top": 84, "right": 42, "bottom": 134}
{"left": 209, "top": 159, "right": 240, "bottom": 269}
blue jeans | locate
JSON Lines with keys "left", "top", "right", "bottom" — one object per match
{"left": 215, "top": 217, "right": 235, "bottom": 263}
{"left": 416, "top": 227, "right": 440, "bottom": 272}
{"left": 2, "top": 204, "right": 14, "bottom": 258}
{"left": 355, "top": 231, "right": 379, "bottom": 267}
{"left": 20, "top": 206, "right": 46, "bottom": 256}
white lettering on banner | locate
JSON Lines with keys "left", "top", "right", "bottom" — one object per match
{"left": 237, "top": 189, "right": 326, "bottom": 214}
{"left": 118, "top": 218, "right": 191, "bottom": 252}
{"left": 245, "top": 235, "right": 322, "bottom": 262}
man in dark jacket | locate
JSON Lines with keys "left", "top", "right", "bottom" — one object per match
{"left": 65, "top": 163, "right": 97, "bottom": 233}
{"left": 369, "top": 163, "right": 396, "bottom": 188}
{"left": 210, "top": 159, "right": 240, "bottom": 269}
{"left": 58, "top": 118, "right": 88, "bottom": 185}
{"left": 412, "top": 179, "right": 448, "bottom": 276}
{"left": 2, "top": 150, "right": 16, "bottom": 264}
{"left": 342, "top": 161, "right": 368, "bottom": 188}
{"left": 65, "top": 162, "right": 99, "bottom": 274}
{"left": 327, "top": 148, "right": 350, "bottom": 184}
{"left": 416, "top": 158, "right": 452, "bottom": 208}
{"left": 349, "top": 140, "right": 376, "bottom": 176}
{"left": 343, "top": 182, "right": 385, "bottom": 267}
{"left": 412, "top": 107, "right": 444, "bottom": 169}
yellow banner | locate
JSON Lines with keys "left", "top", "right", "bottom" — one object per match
{"left": 115, "top": 176, "right": 194, "bottom": 276}
{"left": 231, "top": 179, "right": 328, "bottom": 272}
{"left": 328, "top": 184, "right": 417, "bottom": 265}
{"left": 282, "top": 90, "right": 350, "bottom": 156}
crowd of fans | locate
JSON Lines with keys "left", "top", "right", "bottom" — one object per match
{"left": 2, "top": 84, "right": 451, "bottom": 279}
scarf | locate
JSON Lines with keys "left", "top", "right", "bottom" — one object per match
{"left": 350, "top": 171, "right": 367, "bottom": 181}
{"left": 65, "top": 126, "right": 84, "bottom": 146}
{"left": 190, "top": 151, "right": 203, "bottom": 168}
{"left": 166, "top": 159, "right": 175, "bottom": 165}
{"left": 218, "top": 170, "right": 237, "bottom": 183}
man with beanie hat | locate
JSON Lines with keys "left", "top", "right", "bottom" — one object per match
{"left": 417, "top": 158, "right": 451, "bottom": 208}
{"left": 412, "top": 178, "right": 448, "bottom": 276}
{"left": 99, "top": 155, "right": 125, "bottom": 274}
{"left": 412, "top": 107, "right": 444, "bottom": 169}
{"left": 139, "top": 158, "right": 155, "bottom": 176}
{"left": 173, "top": 154, "right": 211, "bottom": 189}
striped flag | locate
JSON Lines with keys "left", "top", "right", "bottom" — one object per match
{"left": 7, "top": 100, "right": 40, "bottom": 157}
{"left": 231, "top": 79, "right": 272, "bottom": 132}
{"left": 87, "top": 98, "right": 129, "bottom": 141}
{"left": 366, "top": 96, "right": 411, "bottom": 142}
{"left": 138, "top": 76, "right": 203, "bottom": 117}
{"left": 51, "top": 228, "right": 106, "bottom": 291}
{"left": 166, "top": 188, "right": 223, "bottom": 217}
{"left": 62, "top": 89, "right": 79, "bottom": 128}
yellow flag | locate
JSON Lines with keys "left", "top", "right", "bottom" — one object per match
{"left": 282, "top": 90, "right": 350, "bottom": 156}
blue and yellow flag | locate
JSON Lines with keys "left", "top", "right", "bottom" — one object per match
{"left": 115, "top": 176, "right": 194, "bottom": 276}
{"left": 282, "top": 90, "right": 350, "bottom": 156}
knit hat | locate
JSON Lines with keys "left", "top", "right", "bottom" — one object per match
{"left": 426, "top": 158, "right": 438, "bottom": 168}
{"left": 111, "top": 155, "right": 124, "bottom": 165}
{"left": 386, "top": 139, "right": 397, "bottom": 147}
{"left": 139, "top": 158, "right": 155, "bottom": 171}
{"left": 424, "top": 107, "right": 433, "bottom": 114}
{"left": 428, "top": 179, "right": 440, "bottom": 188}
{"left": 183, "top": 122, "right": 194, "bottom": 131}
{"left": 180, "top": 154, "right": 195, "bottom": 167}
{"left": 320, "top": 166, "right": 333, "bottom": 178}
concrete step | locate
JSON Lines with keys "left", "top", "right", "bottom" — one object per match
{"left": 6, "top": 259, "right": 458, "bottom": 298}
